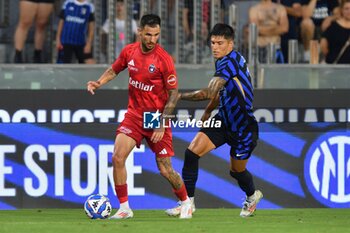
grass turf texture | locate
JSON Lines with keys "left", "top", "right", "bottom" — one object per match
{"left": 0, "top": 209, "right": 349, "bottom": 233}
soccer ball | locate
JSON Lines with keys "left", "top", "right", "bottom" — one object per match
{"left": 84, "top": 194, "right": 112, "bottom": 219}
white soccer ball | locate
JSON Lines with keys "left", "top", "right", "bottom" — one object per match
{"left": 84, "top": 194, "right": 112, "bottom": 219}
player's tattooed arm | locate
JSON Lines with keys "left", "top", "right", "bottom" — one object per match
{"left": 150, "top": 88, "right": 179, "bottom": 143}
{"left": 96, "top": 67, "right": 118, "bottom": 85}
{"left": 180, "top": 76, "right": 226, "bottom": 101}
{"left": 180, "top": 88, "right": 210, "bottom": 101}
{"left": 162, "top": 88, "right": 179, "bottom": 121}
{"left": 87, "top": 67, "right": 118, "bottom": 95}
{"left": 201, "top": 92, "right": 220, "bottom": 121}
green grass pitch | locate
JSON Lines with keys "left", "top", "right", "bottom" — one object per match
{"left": 1, "top": 209, "right": 349, "bottom": 233}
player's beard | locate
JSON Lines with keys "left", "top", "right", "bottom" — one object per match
{"left": 141, "top": 41, "right": 155, "bottom": 53}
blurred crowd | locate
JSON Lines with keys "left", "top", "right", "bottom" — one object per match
{"left": 5, "top": 0, "right": 350, "bottom": 64}
{"left": 247, "top": 0, "right": 349, "bottom": 64}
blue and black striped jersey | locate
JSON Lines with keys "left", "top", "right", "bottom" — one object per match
{"left": 60, "top": 0, "right": 95, "bottom": 46}
{"left": 215, "top": 50, "right": 258, "bottom": 136}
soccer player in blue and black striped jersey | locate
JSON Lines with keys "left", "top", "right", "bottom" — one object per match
{"left": 56, "top": 0, "right": 95, "bottom": 63}
{"left": 166, "top": 23, "right": 263, "bottom": 218}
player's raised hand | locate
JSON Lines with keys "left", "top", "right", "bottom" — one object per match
{"left": 87, "top": 81, "right": 101, "bottom": 95}
{"left": 151, "top": 127, "right": 165, "bottom": 143}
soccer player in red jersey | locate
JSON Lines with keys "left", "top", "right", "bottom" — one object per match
{"left": 87, "top": 14, "right": 192, "bottom": 219}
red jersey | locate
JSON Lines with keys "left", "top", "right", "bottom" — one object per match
{"left": 112, "top": 42, "right": 178, "bottom": 119}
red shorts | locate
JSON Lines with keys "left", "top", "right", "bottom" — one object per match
{"left": 116, "top": 113, "right": 174, "bottom": 158}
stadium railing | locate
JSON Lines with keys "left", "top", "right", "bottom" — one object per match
{"left": 0, "top": 64, "right": 349, "bottom": 90}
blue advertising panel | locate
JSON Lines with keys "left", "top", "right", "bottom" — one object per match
{"left": 0, "top": 90, "right": 349, "bottom": 209}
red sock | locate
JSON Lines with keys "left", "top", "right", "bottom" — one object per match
{"left": 173, "top": 184, "right": 188, "bottom": 201}
{"left": 115, "top": 184, "right": 128, "bottom": 203}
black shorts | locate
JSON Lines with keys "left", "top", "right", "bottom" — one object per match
{"left": 22, "top": 0, "right": 55, "bottom": 3}
{"left": 200, "top": 114, "right": 258, "bottom": 160}
{"left": 61, "top": 44, "right": 85, "bottom": 64}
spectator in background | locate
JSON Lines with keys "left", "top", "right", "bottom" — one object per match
{"left": 320, "top": 0, "right": 342, "bottom": 31}
{"left": 249, "top": 0, "right": 289, "bottom": 63}
{"left": 101, "top": 0, "right": 138, "bottom": 59}
{"left": 300, "top": 0, "right": 339, "bottom": 62}
{"left": 182, "top": 0, "right": 211, "bottom": 63}
{"left": 183, "top": 0, "right": 194, "bottom": 44}
{"left": 320, "top": 0, "right": 350, "bottom": 64}
{"left": 55, "top": 0, "right": 95, "bottom": 64}
{"left": 202, "top": 0, "right": 210, "bottom": 46}
{"left": 273, "top": 0, "right": 302, "bottom": 63}
{"left": 240, "top": 23, "right": 250, "bottom": 59}
{"left": 168, "top": 0, "right": 177, "bottom": 59}
{"left": 13, "top": 0, "right": 55, "bottom": 63}
{"left": 183, "top": 0, "right": 211, "bottom": 45}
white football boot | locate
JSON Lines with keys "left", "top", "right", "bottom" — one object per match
{"left": 240, "top": 190, "right": 263, "bottom": 217}
{"left": 179, "top": 200, "right": 192, "bottom": 219}
{"left": 165, "top": 197, "right": 196, "bottom": 217}
{"left": 109, "top": 208, "right": 134, "bottom": 219}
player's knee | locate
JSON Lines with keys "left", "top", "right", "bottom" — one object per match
{"left": 112, "top": 154, "right": 126, "bottom": 167}
{"left": 230, "top": 164, "right": 246, "bottom": 173}
{"left": 188, "top": 140, "right": 203, "bottom": 154}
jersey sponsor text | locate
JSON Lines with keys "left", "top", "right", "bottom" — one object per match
{"left": 129, "top": 77, "right": 155, "bottom": 91}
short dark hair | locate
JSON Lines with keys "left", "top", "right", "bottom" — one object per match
{"left": 340, "top": 0, "right": 350, "bottom": 8}
{"left": 140, "top": 14, "right": 161, "bottom": 28}
{"left": 209, "top": 23, "right": 235, "bottom": 41}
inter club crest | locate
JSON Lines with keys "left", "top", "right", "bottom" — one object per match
{"left": 304, "top": 132, "right": 350, "bottom": 208}
{"left": 148, "top": 64, "right": 156, "bottom": 73}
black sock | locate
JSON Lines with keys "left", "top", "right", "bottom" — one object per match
{"left": 14, "top": 50, "right": 23, "bottom": 63}
{"left": 230, "top": 170, "right": 255, "bottom": 197}
{"left": 182, "top": 149, "right": 200, "bottom": 197}
{"left": 33, "top": 49, "right": 42, "bottom": 63}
